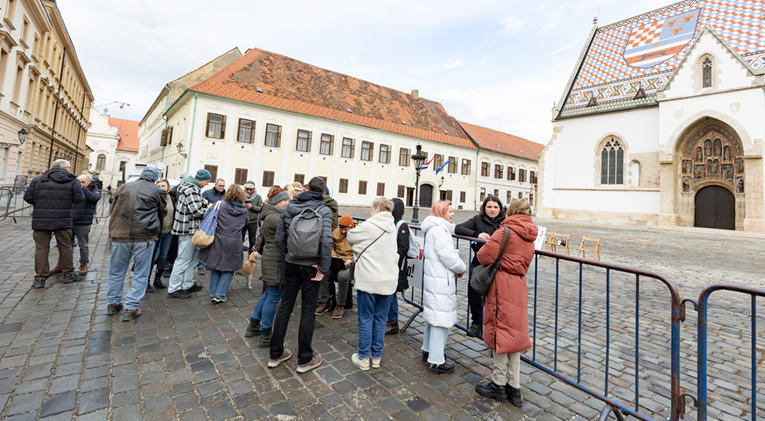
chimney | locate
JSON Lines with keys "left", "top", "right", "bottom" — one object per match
{"left": 411, "top": 89, "right": 419, "bottom": 100}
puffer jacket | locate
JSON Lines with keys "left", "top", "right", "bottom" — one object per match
{"left": 275, "top": 191, "right": 332, "bottom": 274}
{"left": 455, "top": 213, "right": 505, "bottom": 267}
{"left": 477, "top": 214, "right": 537, "bottom": 354}
{"left": 198, "top": 201, "right": 248, "bottom": 272}
{"left": 24, "top": 167, "right": 85, "bottom": 231}
{"left": 258, "top": 203, "right": 284, "bottom": 287}
{"left": 172, "top": 177, "right": 206, "bottom": 235}
{"left": 421, "top": 216, "right": 466, "bottom": 328}
{"left": 323, "top": 195, "right": 339, "bottom": 230}
{"left": 72, "top": 182, "right": 102, "bottom": 226}
{"left": 346, "top": 211, "right": 398, "bottom": 296}
{"left": 109, "top": 177, "right": 167, "bottom": 242}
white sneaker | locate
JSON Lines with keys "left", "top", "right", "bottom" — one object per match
{"left": 267, "top": 349, "right": 292, "bottom": 368}
{"left": 351, "top": 353, "right": 370, "bottom": 371}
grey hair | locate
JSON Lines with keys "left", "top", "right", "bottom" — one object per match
{"left": 77, "top": 174, "right": 91, "bottom": 182}
{"left": 52, "top": 159, "right": 71, "bottom": 169}
{"left": 216, "top": 178, "right": 225, "bottom": 184}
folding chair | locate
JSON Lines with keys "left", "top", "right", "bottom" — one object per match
{"left": 576, "top": 237, "right": 601, "bottom": 261}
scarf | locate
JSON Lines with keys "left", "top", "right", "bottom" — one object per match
{"left": 246, "top": 190, "right": 259, "bottom": 202}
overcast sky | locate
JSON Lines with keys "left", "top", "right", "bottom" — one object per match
{"left": 59, "top": 0, "right": 670, "bottom": 144}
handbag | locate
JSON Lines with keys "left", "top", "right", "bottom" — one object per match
{"left": 470, "top": 227, "right": 510, "bottom": 297}
{"left": 348, "top": 229, "right": 386, "bottom": 282}
{"left": 192, "top": 201, "right": 221, "bottom": 249}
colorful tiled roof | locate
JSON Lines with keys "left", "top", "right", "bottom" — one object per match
{"left": 459, "top": 121, "right": 544, "bottom": 162}
{"left": 109, "top": 117, "right": 140, "bottom": 152}
{"left": 190, "top": 48, "right": 476, "bottom": 149}
{"left": 558, "top": 0, "right": 765, "bottom": 119}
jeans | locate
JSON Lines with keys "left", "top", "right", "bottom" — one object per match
{"left": 468, "top": 265, "right": 484, "bottom": 325}
{"left": 107, "top": 241, "right": 155, "bottom": 310}
{"left": 209, "top": 270, "right": 234, "bottom": 297}
{"left": 270, "top": 263, "right": 321, "bottom": 365}
{"left": 152, "top": 233, "right": 173, "bottom": 273}
{"left": 33, "top": 229, "right": 74, "bottom": 281}
{"left": 387, "top": 294, "right": 399, "bottom": 323}
{"left": 71, "top": 225, "right": 91, "bottom": 264}
{"left": 252, "top": 285, "right": 283, "bottom": 330}
{"left": 356, "top": 291, "right": 393, "bottom": 359}
{"left": 422, "top": 322, "right": 449, "bottom": 365}
{"left": 168, "top": 235, "right": 200, "bottom": 293}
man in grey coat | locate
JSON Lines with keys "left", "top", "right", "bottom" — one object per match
{"left": 268, "top": 177, "right": 332, "bottom": 374}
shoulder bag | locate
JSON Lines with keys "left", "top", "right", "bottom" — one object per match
{"left": 348, "top": 229, "right": 386, "bottom": 283}
{"left": 192, "top": 201, "right": 221, "bottom": 249}
{"left": 470, "top": 227, "right": 510, "bottom": 297}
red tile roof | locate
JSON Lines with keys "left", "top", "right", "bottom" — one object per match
{"left": 109, "top": 117, "right": 140, "bottom": 152}
{"left": 190, "top": 48, "right": 475, "bottom": 149}
{"left": 459, "top": 121, "right": 544, "bottom": 162}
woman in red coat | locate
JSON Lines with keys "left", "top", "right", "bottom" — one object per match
{"left": 474, "top": 199, "right": 538, "bottom": 407}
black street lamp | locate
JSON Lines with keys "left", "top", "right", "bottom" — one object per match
{"left": 18, "top": 128, "right": 27, "bottom": 145}
{"left": 410, "top": 144, "right": 427, "bottom": 224}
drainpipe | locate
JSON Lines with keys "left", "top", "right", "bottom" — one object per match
{"left": 186, "top": 92, "right": 198, "bottom": 173}
{"left": 474, "top": 149, "right": 480, "bottom": 210}
{"left": 159, "top": 84, "right": 171, "bottom": 164}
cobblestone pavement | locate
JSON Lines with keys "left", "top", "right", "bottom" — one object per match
{"left": 0, "top": 207, "right": 762, "bottom": 420}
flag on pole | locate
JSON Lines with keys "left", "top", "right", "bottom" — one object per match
{"left": 418, "top": 156, "right": 435, "bottom": 171}
{"left": 435, "top": 157, "right": 453, "bottom": 175}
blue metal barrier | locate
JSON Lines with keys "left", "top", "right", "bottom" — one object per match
{"left": 0, "top": 187, "right": 111, "bottom": 223}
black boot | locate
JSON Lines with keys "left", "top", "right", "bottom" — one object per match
{"left": 428, "top": 361, "right": 455, "bottom": 374}
{"left": 507, "top": 386, "right": 524, "bottom": 407}
{"left": 475, "top": 382, "right": 509, "bottom": 402}
{"left": 467, "top": 322, "right": 482, "bottom": 337}
{"left": 146, "top": 282, "right": 155, "bottom": 293}
{"left": 245, "top": 318, "right": 261, "bottom": 337}
{"left": 153, "top": 271, "right": 167, "bottom": 289}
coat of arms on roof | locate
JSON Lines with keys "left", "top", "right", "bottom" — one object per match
{"left": 623, "top": 9, "right": 700, "bottom": 68}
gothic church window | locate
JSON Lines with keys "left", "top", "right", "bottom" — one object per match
{"left": 600, "top": 139, "right": 624, "bottom": 185}
{"left": 702, "top": 58, "right": 712, "bottom": 88}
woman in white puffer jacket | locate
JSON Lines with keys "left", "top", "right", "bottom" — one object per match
{"left": 420, "top": 200, "right": 466, "bottom": 374}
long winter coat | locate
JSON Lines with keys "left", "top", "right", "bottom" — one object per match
{"left": 455, "top": 213, "right": 505, "bottom": 267}
{"left": 421, "top": 216, "right": 466, "bottom": 328}
{"left": 258, "top": 203, "right": 284, "bottom": 287}
{"left": 346, "top": 211, "right": 398, "bottom": 296}
{"left": 198, "top": 201, "right": 248, "bottom": 272}
{"left": 476, "top": 214, "right": 537, "bottom": 354}
{"left": 24, "top": 167, "right": 85, "bottom": 231}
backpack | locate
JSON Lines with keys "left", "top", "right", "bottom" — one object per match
{"left": 287, "top": 204, "right": 325, "bottom": 260}
{"left": 396, "top": 220, "right": 419, "bottom": 259}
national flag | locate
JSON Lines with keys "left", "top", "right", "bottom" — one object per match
{"left": 435, "top": 157, "right": 453, "bottom": 175}
{"left": 418, "top": 156, "right": 435, "bottom": 171}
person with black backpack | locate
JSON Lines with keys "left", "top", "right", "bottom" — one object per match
{"left": 268, "top": 177, "right": 332, "bottom": 374}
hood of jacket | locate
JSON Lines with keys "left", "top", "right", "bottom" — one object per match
{"left": 295, "top": 190, "right": 323, "bottom": 202}
{"left": 364, "top": 211, "right": 395, "bottom": 233}
{"left": 502, "top": 214, "right": 538, "bottom": 242}
{"left": 391, "top": 198, "right": 405, "bottom": 223}
{"left": 421, "top": 215, "right": 454, "bottom": 235}
{"left": 259, "top": 203, "right": 281, "bottom": 221}
{"left": 42, "top": 168, "right": 77, "bottom": 184}
{"left": 221, "top": 201, "right": 247, "bottom": 217}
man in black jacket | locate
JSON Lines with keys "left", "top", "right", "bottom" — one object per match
{"left": 268, "top": 177, "right": 332, "bottom": 374}
{"left": 106, "top": 167, "right": 166, "bottom": 322}
{"left": 71, "top": 174, "right": 101, "bottom": 276}
{"left": 24, "top": 159, "right": 85, "bottom": 288}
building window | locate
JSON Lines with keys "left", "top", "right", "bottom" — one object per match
{"left": 459, "top": 191, "right": 466, "bottom": 203}
{"left": 358, "top": 180, "right": 367, "bottom": 195}
{"left": 319, "top": 176, "right": 328, "bottom": 185}
{"left": 600, "top": 138, "right": 624, "bottom": 185}
{"left": 530, "top": 171, "right": 537, "bottom": 184}
{"left": 433, "top": 154, "right": 444, "bottom": 170}
{"left": 265, "top": 123, "right": 281, "bottom": 147}
{"left": 5, "top": 0, "right": 16, "bottom": 21}
{"left": 340, "top": 138, "right": 355, "bottom": 158}
{"left": 507, "top": 191, "right": 512, "bottom": 204}
{"left": 205, "top": 165, "right": 218, "bottom": 181}
{"left": 461, "top": 159, "right": 471, "bottom": 175}
{"left": 237, "top": 119, "right": 255, "bottom": 143}
{"left": 234, "top": 168, "right": 248, "bottom": 185}
{"left": 519, "top": 192, "right": 524, "bottom": 199}
{"left": 376, "top": 182, "right": 385, "bottom": 196}
{"left": 508, "top": 167, "right": 516, "bottom": 181}
{"left": 519, "top": 169, "right": 527, "bottom": 183}
{"left": 319, "top": 133, "right": 334, "bottom": 155}
{"left": 294, "top": 173, "right": 305, "bottom": 185}
{"left": 397, "top": 185, "right": 405, "bottom": 198}
{"left": 339, "top": 178, "right": 349, "bottom": 194}
{"left": 399, "top": 148, "right": 410, "bottom": 166}
{"left": 480, "top": 187, "right": 486, "bottom": 201}
{"left": 96, "top": 154, "right": 106, "bottom": 170}
{"left": 379, "top": 144, "right": 390, "bottom": 164}
{"left": 360, "top": 141, "right": 373, "bottom": 161}
{"left": 206, "top": 113, "right": 226, "bottom": 139}
{"left": 448, "top": 156, "right": 457, "bottom": 173}
{"left": 119, "top": 161, "right": 126, "bottom": 173}
{"left": 262, "top": 170, "right": 274, "bottom": 187}
{"left": 481, "top": 162, "right": 490, "bottom": 177}
{"left": 702, "top": 57, "right": 712, "bottom": 88}
{"left": 296, "top": 129, "right": 311, "bottom": 152}
{"left": 493, "top": 189, "right": 499, "bottom": 197}
{"left": 494, "top": 164, "right": 503, "bottom": 179}
{"left": 439, "top": 190, "right": 453, "bottom": 201}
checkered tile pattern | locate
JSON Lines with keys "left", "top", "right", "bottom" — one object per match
{"left": 562, "top": 0, "right": 765, "bottom": 115}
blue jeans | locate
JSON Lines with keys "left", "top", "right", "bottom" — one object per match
{"left": 251, "top": 285, "right": 283, "bottom": 329}
{"left": 152, "top": 233, "right": 173, "bottom": 273}
{"left": 168, "top": 235, "right": 199, "bottom": 293}
{"left": 107, "top": 241, "right": 155, "bottom": 311}
{"left": 209, "top": 270, "right": 233, "bottom": 297}
{"left": 422, "top": 322, "right": 449, "bottom": 365}
{"left": 356, "top": 291, "right": 394, "bottom": 360}
{"left": 387, "top": 293, "right": 399, "bottom": 323}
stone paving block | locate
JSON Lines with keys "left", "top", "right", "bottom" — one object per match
{"left": 6, "top": 391, "right": 44, "bottom": 416}
{"left": 77, "top": 388, "right": 109, "bottom": 415}
{"left": 40, "top": 391, "right": 77, "bottom": 417}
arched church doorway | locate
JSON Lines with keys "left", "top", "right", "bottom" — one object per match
{"left": 694, "top": 185, "right": 735, "bottom": 230}
{"left": 419, "top": 184, "right": 433, "bottom": 208}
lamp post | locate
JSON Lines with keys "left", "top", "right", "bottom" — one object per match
{"left": 176, "top": 142, "right": 187, "bottom": 158}
{"left": 410, "top": 144, "right": 427, "bottom": 224}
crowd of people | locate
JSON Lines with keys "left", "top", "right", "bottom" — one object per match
{"left": 24, "top": 161, "right": 539, "bottom": 408}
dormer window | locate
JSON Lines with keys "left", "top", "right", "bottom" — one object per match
{"left": 702, "top": 58, "right": 712, "bottom": 88}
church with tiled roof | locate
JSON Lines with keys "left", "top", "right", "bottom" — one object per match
{"left": 540, "top": 0, "right": 765, "bottom": 232}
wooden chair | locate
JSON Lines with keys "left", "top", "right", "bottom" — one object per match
{"left": 543, "top": 232, "right": 556, "bottom": 252}
{"left": 576, "top": 237, "right": 601, "bottom": 261}
{"left": 550, "top": 233, "right": 571, "bottom": 255}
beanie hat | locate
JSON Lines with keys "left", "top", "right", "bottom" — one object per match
{"left": 338, "top": 214, "right": 354, "bottom": 228}
{"left": 141, "top": 167, "right": 159, "bottom": 181}
{"left": 195, "top": 169, "right": 212, "bottom": 181}
{"left": 270, "top": 190, "right": 290, "bottom": 206}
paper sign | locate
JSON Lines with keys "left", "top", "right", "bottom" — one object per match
{"left": 534, "top": 226, "right": 547, "bottom": 250}
{"left": 405, "top": 236, "right": 425, "bottom": 290}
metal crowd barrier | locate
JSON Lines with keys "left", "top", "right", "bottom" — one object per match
{"left": 0, "top": 186, "right": 112, "bottom": 223}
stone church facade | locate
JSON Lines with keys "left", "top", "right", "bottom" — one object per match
{"left": 539, "top": 0, "right": 765, "bottom": 232}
